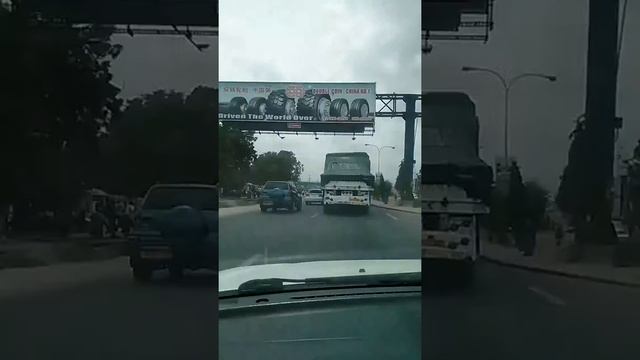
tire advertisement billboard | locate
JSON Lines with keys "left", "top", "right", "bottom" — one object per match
{"left": 219, "top": 82, "right": 376, "bottom": 133}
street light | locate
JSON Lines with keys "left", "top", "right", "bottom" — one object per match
{"left": 364, "top": 144, "right": 396, "bottom": 175}
{"left": 461, "top": 66, "right": 556, "bottom": 170}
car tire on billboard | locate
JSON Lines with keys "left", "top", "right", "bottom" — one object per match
{"left": 228, "top": 97, "right": 248, "bottom": 114}
{"left": 247, "top": 97, "right": 268, "bottom": 116}
{"left": 350, "top": 98, "right": 370, "bottom": 118}
{"left": 297, "top": 90, "right": 332, "bottom": 121}
{"left": 330, "top": 98, "right": 349, "bottom": 118}
{"left": 266, "top": 89, "right": 295, "bottom": 116}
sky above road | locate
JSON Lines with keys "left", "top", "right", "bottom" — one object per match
{"left": 423, "top": 0, "right": 639, "bottom": 192}
{"left": 109, "top": 0, "right": 638, "bottom": 192}
{"left": 218, "top": 0, "right": 421, "bottom": 183}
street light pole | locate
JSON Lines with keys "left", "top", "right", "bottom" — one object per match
{"left": 364, "top": 144, "right": 396, "bottom": 176}
{"left": 461, "top": 67, "right": 557, "bottom": 171}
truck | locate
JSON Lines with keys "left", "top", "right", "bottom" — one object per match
{"left": 321, "top": 152, "right": 375, "bottom": 214}
{"left": 421, "top": 92, "right": 493, "bottom": 284}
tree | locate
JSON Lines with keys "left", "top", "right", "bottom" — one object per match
{"left": 251, "top": 151, "right": 304, "bottom": 184}
{"left": 524, "top": 181, "right": 549, "bottom": 228}
{"left": 0, "top": 3, "right": 122, "bottom": 220}
{"left": 219, "top": 123, "right": 256, "bottom": 191}
{"left": 394, "top": 160, "right": 414, "bottom": 201}
{"left": 103, "top": 87, "right": 218, "bottom": 197}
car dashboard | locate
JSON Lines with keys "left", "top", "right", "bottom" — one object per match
{"left": 219, "top": 286, "right": 421, "bottom": 360}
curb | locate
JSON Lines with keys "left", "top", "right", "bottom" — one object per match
{"left": 371, "top": 203, "right": 421, "bottom": 214}
{"left": 480, "top": 255, "right": 640, "bottom": 288}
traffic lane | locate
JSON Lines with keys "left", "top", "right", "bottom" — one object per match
{"left": 219, "top": 203, "right": 420, "bottom": 270}
{"left": 423, "top": 260, "right": 640, "bottom": 360}
{"left": 0, "top": 269, "right": 217, "bottom": 360}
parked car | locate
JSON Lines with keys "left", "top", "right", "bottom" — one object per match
{"left": 305, "top": 189, "right": 323, "bottom": 205}
{"left": 128, "top": 184, "right": 218, "bottom": 282}
{"left": 259, "top": 181, "right": 302, "bottom": 212}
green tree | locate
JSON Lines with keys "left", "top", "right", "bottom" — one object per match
{"left": 219, "top": 124, "right": 256, "bottom": 191}
{"left": 394, "top": 160, "right": 414, "bottom": 201}
{"left": 0, "top": 3, "right": 122, "bottom": 222}
{"left": 103, "top": 87, "right": 218, "bottom": 197}
{"left": 524, "top": 181, "right": 549, "bottom": 228}
{"left": 251, "top": 151, "right": 304, "bottom": 184}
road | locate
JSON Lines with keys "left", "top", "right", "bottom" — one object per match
{"left": 219, "top": 203, "right": 421, "bottom": 270}
{"left": 0, "top": 259, "right": 218, "bottom": 360}
{"left": 1, "top": 256, "right": 640, "bottom": 358}
{"left": 423, "top": 260, "right": 640, "bottom": 360}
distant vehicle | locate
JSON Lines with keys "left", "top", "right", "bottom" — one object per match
{"left": 128, "top": 184, "right": 218, "bottom": 282}
{"left": 321, "top": 152, "right": 374, "bottom": 214}
{"left": 259, "top": 181, "right": 302, "bottom": 213}
{"left": 305, "top": 189, "right": 323, "bottom": 205}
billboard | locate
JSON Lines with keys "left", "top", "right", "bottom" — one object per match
{"left": 23, "top": 0, "right": 218, "bottom": 26}
{"left": 219, "top": 82, "right": 376, "bottom": 133}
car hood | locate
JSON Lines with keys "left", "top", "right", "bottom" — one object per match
{"left": 219, "top": 259, "right": 421, "bottom": 292}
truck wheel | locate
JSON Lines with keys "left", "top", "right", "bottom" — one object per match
{"left": 349, "top": 98, "right": 370, "bottom": 118}
{"left": 267, "top": 89, "right": 295, "bottom": 116}
{"left": 247, "top": 97, "right": 267, "bottom": 116}
{"left": 330, "top": 98, "right": 349, "bottom": 117}
{"left": 229, "top": 97, "right": 248, "bottom": 114}
{"left": 132, "top": 265, "right": 152, "bottom": 283}
{"left": 297, "top": 91, "right": 331, "bottom": 121}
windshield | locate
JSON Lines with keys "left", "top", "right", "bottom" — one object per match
{"left": 263, "top": 182, "right": 289, "bottom": 190}
{"left": 143, "top": 187, "right": 218, "bottom": 211}
{"left": 218, "top": 0, "right": 421, "bottom": 295}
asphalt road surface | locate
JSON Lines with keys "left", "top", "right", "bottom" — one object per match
{"left": 1, "top": 257, "right": 640, "bottom": 359}
{"left": 423, "top": 260, "right": 640, "bottom": 360}
{"left": 219, "top": 203, "right": 422, "bottom": 270}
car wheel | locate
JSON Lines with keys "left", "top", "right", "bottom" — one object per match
{"left": 132, "top": 265, "right": 152, "bottom": 283}
{"left": 260, "top": 206, "right": 267, "bottom": 212}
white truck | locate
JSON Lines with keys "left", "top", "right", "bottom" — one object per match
{"left": 321, "top": 152, "right": 375, "bottom": 214}
{"left": 422, "top": 184, "right": 489, "bottom": 282}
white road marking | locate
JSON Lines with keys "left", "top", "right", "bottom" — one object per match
{"left": 310, "top": 212, "right": 319, "bottom": 218}
{"left": 265, "top": 337, "right": 360, "bottom": 343}
{"left": 528, "top": 286, "right": 567, "bottom": 306}
{"left": 385, "top": 212, "right": 399, "bottom": 221}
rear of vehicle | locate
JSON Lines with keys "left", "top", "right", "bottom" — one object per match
{"left": 320, "top": 152, "right": 374, "bottom": 214}
{"left": 259, "top": 181, "right": 302, "bottom": 212}
{"left": 128, "top": 184, "right": 218, "bottom": 281}
{"left": 323, "top": 181, "right": 372, "bottom": 207}
{"left": 305, "top": 189, "right": 323, "bottom": 205}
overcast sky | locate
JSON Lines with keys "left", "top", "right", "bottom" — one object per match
{"left": 424, "top": 0, "right": 639, "bottom": 192}
{"left": 109, "top": 0, "right": 638, "bottom": 191}
{"left": 219, "top": 0, "right": 421, "bottom": 182}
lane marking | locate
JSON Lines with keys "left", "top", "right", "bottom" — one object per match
{"left": 265, "top": 337, "right": 360, "bottom": 343}
{"left": 385, "top": 212, "right": 399, "bottom": 221}
{"left": 310, "top": 212, "right": 319, "bottom": 219}
{"left": 528, "top": 286, "right": 566, "bottom": 306}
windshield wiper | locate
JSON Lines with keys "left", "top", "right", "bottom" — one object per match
{"left": 231, "top": 272, "right": 421, "bottom": 296}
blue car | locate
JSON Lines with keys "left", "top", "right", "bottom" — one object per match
{"left": 259, "top": 181, "right": 302, "bottom": 213}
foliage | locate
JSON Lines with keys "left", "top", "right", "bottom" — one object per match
{"left": 250, "top": 151, "right": 303, "bottom": 185}
{"left": 394, "top": 160, "right": 414, "bottom": 200}
{"left": 0, "top": 4, "right": 122, "bottom": 213}
{"left": 524, "top": 181, "right": 549, "bottom": 227}
{"left": 219, "top": 123, "right": 256, "bottom": 191}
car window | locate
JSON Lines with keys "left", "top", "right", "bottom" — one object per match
{"left": 264, "top": 182, "right": 289, "bottom": 190}
{"left": 143, "top": 187, "right": 218, "bottom": 210}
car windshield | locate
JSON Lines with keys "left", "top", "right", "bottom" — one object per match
{"left": 263, "top": 182, "right": 289, "bottom": 190}
{"left": 143, "top": 187, "right": 218, "bottom": 211}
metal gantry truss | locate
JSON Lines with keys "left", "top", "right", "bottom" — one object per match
{"left": 423, "top": 0, "right": 494, "bottom": 53}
